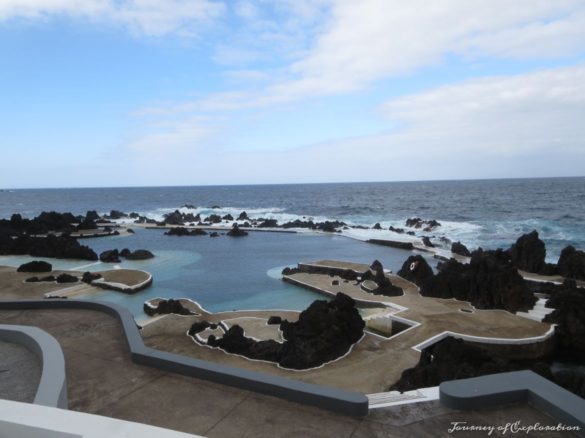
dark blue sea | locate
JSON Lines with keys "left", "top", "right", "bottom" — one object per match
{"left": 1, "top": 177, "right": 583, "bottom": 318}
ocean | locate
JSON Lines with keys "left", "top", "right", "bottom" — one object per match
{"left": 1, "top": 177, "right": 583, "bottom": 318}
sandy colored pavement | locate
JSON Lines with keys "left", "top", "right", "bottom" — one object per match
{"left": 140, "top": 267, "right": 551, "bottom": 394}
{"left": 0, "top": 307, "right": 567, "bottom": 437}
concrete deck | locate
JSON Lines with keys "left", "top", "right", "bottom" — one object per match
{"left": 0, "top": 307, "right": 570, "bottom": 437}
{"left": 0, "top": 340, "right": 41, "bottom": 403}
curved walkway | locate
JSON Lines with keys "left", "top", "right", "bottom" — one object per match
{"left": 0, "top": 299, "right": 367, "bottom": 416}
{"left": 0, "top": 324, "right": 67, "bottom": 408}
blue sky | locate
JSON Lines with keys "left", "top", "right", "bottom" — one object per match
{"left": 0, "top": 0, "right": 584, "bottom": 188}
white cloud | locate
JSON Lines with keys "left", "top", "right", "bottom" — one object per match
{"left": 0, "top": 0, "right": 225, "bottom": 37}
{"left": 190, "top": 0, "right": 585, "bottom": 110}
{"left": 120, "top": 64, "right": 585, "bottom": 184}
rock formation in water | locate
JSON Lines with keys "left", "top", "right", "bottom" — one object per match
{"left": 226, "top": 223, "right": 248, "bottom": 237}
{"left": 100, "top": 249, "right": 121, "bottom": 263}
{"left": 451, "top": 241, "right": 471, "bottom": 257}
{"left": 164, "top": 227, "right": 207, "bottom": 236}
{"left": 17, "top": 260, "right": 52, "bottom": 272}
{"left": 405, "top": 217, "right": 441, "bottom": 231}
{"left": 125, "top": 249, "right": 155, "bottom": 260}
{"left": 56, "top": 273, "right": 78, "bottom": 283}
{"left": 507, "top": 230, "right": 559, "bottom": 275}
{"left": 397, "top": 255, "right": 434, "bottom": 289}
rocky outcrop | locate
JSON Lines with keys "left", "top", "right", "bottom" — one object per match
{"left": 267, "top": 316, "right": 282, "bottom": 325}
{"left": 508, "top": 230, "right": 547, "bottom": 273}
{"left": 557, "top": 245, "right": 585, "bottom": 281}
{"left": 390, "top": 337, "right": 552, "bottom": 393}
{"left": 544, "top": 279, "right": 585, "bottom": 360}
{"left": 258, "top": 219, "right": 278, "bottom": 228}
{"left": 17, "top": 260, "right": 52, "bottom": 273}
{"left": 81, "top": 271, "right": 102, "bottom": 283}
{"left": 0, "top": 235, "right": 98, "bottom": 261}
{"left": 281, "top": 219, "right": 315, "bottom": 229}
{"left": 451, "top": 241, "right": 471, "bottom": 257}
{"left": 362, "top": 260, "right": 402, "bottom": 296}
{"left": 188, "top": 321, "right": 217, "bottom": 336}
{"left": 372, "top": 223, "right": 382, "bottom": 230}
{"left": 424, "top": 249, "right": 536, "bottom": 313}
{"left": 164, "top": 227, "right": 207, "bottom": 236}
{"left": 421, "top": 236, "right": 434, "bottom": 248}
{"left": 315, "top": 221, "right": 345, "bottom": 232}
{"left": 99, "top": 249, "right": 120, "bottom": 263}
{"left": 25, "top": 275, "right": 56, "bottom": 283}
{"left": 237, "top": 211, "right": 249, "bottom": 221}
{"left": 397, "top": 255, "right": 434, "bottom": 289}
{"left": 281, "top": 267, "right": 301, "bottom": 276}
{"left": 125, "top": 249, "right": 155, "bottom": 260}
{"left": 226, "top": 223, "right": 248, "bottom": 237}
{"left": 405, "top": 218, "right": 441, "bottom": 231}
{"left": 205, "top": 214, "right": 222, "bottom": 224}
{"left": 76, "top": 218, "right": 97, "bottom": 231}
{"left": 143, "top": 299, "right": 195, "bottom": 316}
{"left": 56, "top": 273, "right": 78, "bottom": 283}
{"left": 85, "top": 210, "right": 100, "bottom": 221}
{"left": 206, "top": 293, "right": 364, "bottom": 370}
{"left": 108, "top": 210, "right": 127, "bottom": 220}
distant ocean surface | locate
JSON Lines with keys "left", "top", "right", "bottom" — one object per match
{"left": 1, "top": 177, "right": 583, "bottom": 317}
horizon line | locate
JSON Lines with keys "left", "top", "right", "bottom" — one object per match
{"left": 2, "top": 174, "right": 584, "bottom": 191}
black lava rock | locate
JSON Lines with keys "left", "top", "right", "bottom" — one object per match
{"left": 17, "top": 260, "right": 52, "bottom": 273}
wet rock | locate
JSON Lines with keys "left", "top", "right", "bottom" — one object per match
{"left": 281, "top": 219, "right": 315, "bottom": 229}
{"left": 226, "top": 223, "right": 248, "bottom": 237}
{"left": 125, "top": 249, "right": 155, "bottom": 260}
{"left": 209, "top": 232, "right": 219, "bottom": 238}
{"left": 421, "top": 236, "right": 434, "bottom": 248}
{"left": 258, "top": 219, "right": 278, "bottom": 228}
{"left": 108, "top": 210, "right": 126, "bottom": 220}
{"left": 120, "top": 248, "right": 131, "bottom": 257}
{"left": 237, "top": 211, "right": 249, "bottom": 221}
{"left": 165, "top": 227, "right": 207, "bottom": 236}
{"left": 17, "top": 260, "right": 52, "bottom": 273}
{"left": 222, "top": 214, "right": 234, "bottom": 221}
{"left": 405, "top": 218, "right": 441, "bottom": 230}
{"left": 389, "top": 226, "right": 405, "bottom": 234}
{"left": 451, "top": 241, "right": 471, "bottom": 257}
{"left": 100, "top": 249, "right": 120, "bottom": 263}
{"left": 188, "top": 321, "right": 217, "bottom": 336}
{"left": 281, "top": 267, "right": 301, "bottom": 276}
{"left": 85, "top": 210, "right": 100, "bottom": 221}
{"left": 372, "top": 223, "right": 382, "bottom": 230}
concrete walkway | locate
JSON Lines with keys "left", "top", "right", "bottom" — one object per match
{"left": 0, "top": 340, "right": 41, "bottom": 403}
{"left": 0, "top": 307, "right": 569, "bottom": 437}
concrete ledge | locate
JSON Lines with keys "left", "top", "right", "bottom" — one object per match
{"left": 366, "top": 239, "right": 414, "bottom": 250}
{"left": 440, "top": 370, "right": 585, "bottom": 436}
{"left": 0, "top": 299, "right": 369, "bottom": 417}
{"left": 0, "top": 324, "right": 67, "bottom": 409}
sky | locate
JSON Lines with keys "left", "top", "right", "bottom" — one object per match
{"left": 0, "top": 0, "right": 584, "bottom": 188}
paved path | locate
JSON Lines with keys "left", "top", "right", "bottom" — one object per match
{"left": 0, "top": 307, "right": 568, "bottom": 437}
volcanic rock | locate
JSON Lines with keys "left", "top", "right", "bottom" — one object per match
{"left": 56, "top": 273, "right": 78, "bottom": 283}
{"left": 508, "top": 230, "right": 547, "bottom": 274}
{"left": 100, "top": 249, "right": 120, "bottom": 263}
{"left": 557, "top": 245, "right": 585, "bottom": 281}
{"left": 237, "top": 211, "right": 249, "bottom": 221}
{"left": 144, "top": 299, "right": 194, "bottom": 317}
{"left": 17, "top": 260, "right": 52, "bottom": 273}
{"left": 226, "top": 223, "right": 248, "bottom": 237}
{"left": 451, "top": 241, "right": 471, "bottom": 257}
{"left": 125, "top": 249, "right": 155, "bottom": 260}
{"left": 397, "top": 255, "right": 434, "bottom": 289}
{"left": 267, "top": 316, "right": 282, "bottom": 325}
{"left": 81, "top": 271, "right": 102, "bottom": 283}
